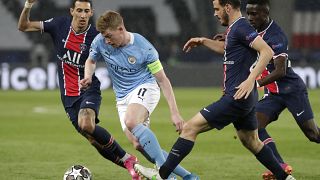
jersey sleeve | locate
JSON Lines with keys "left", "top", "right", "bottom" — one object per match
{"left": 89, "top": 35, "right": 102, "bottom": 62}
{"left": 42, "top": 17, "right": 60, "bottom": 34}
{"left": 146, "top": 45, "right": 162, "bottom": 74}
{"left": 236, "top": 21, "right": 259, "bottom": 47}
{"left": 268, "top": 35, "right": 288, "bottom": 59}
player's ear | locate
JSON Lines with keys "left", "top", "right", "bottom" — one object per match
{"left": 90, "top": 8, "right": 94, "bottom": 17}
{"left": 225, "top": 4, "right": 232, "bottom": 14}
{"left": 70, "top": 8, "right": 74, "bottom": 16}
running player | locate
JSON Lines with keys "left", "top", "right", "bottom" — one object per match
{"left": 245, "top": 0, "right": 320, "bottom": 179}
{"left": 80, "top": 10, "right": 199, "bottom": 180}
{"left": 134, "top": 0, "right": 295, "bottom": 179}
{"left": 18, "top": 1, "right": 140, "bottom": 179}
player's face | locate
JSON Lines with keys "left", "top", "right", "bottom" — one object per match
{"left": 246, "top": 4, "right": 268, "bottom": 31}
{"left": 70, "top": 1, "right": 93, "bottom": 30}
{"left": 213, "top": 0, "right": 229, "bottom": 26}
{"left": 102, "top": 27, "right": 125, "bottom": 48}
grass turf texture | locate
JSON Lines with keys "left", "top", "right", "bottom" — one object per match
{"left": 0, "top": 88, "right": 319, "bottom": 180}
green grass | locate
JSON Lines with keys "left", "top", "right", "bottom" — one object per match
{"left": 0, "top": 88, "right": 319, "bottom": 179}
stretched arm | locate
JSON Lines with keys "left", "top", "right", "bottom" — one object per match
{"left": 18, "top": 0, "right": 41, "bottom": 32}
{"left": 183, "top": 37, "right": 225, "bottom": 54}
{"left": 257, "top": 56, "right": 286, "bottom": 87}
{"left": 80, "top": 58, "right": 96, "bottom": 90}
{"left": 234, "top": 36, "right": 274, "bottom": 99}
{"left": 154, "top": 69, "right": 184, "bottom": 134}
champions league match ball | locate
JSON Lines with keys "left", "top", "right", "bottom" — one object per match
{"left": 63, "top": 165, "right": 92, "bottom": 180}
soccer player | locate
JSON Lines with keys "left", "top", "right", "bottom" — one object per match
{"left": 134, "top": 0, "right": 296, "bottom": 179}
{"left": 80, "top": 10, "right": 199, "bottom": 180}
{"left": 18, "top": 1, "right": 141, "bottom": 179}
{"left": 245, "top": 0, "right": 320, "bottom": 179}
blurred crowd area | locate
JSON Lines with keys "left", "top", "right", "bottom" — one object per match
{"left": 0, "top": 0, "right": 319, "bottom": 67}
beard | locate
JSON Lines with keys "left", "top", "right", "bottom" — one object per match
{"left": 221, "top": 10, "right": 229, "bottom": 26}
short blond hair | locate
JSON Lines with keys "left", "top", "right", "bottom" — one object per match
{"left": 96, "top": 10, "right": 123, "bottom": 33}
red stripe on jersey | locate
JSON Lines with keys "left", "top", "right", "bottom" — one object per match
{"left": 62, "top": 62, "right": 80, "bottom": 96}
{"left": 64, "top": 29, "right": 86, "bottom": 53}
{"left": 261, "top": 68, "right": 279, "bottom": 94}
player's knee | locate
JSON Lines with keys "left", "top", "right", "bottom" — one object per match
{"left": 239, "top": 136, "right": 262, "bottom": 153}
{"left": 181, "top": 122, "right": 198, "bottom": 138}
{"left": 124, "top": 118, "right": 137, "bottom": 131}
{"left": 306, "top": 131, "right": 320, "bottom": 143}
{"left": 78, "top": 109, "right": 95, "bottom": 133}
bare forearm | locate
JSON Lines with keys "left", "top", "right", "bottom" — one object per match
{"left": 84, "top": 59, "right": 96, "bottom": 79}
{"left": 202, "top": 38, "right": 225, "bottom": 54}
{"left": 18, "top": 8, "right": 31, "bottom": 31}
{"left": 159, "top": 78, "right": 180, "bottom": 115}
{"left": 249, "top": 48, "right": 273, "bottom": 81}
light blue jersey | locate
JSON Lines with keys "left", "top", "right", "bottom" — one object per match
{"left": 89, "top": 32, "right": 161, "bottom": 100}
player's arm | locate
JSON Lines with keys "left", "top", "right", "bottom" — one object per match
{"left": 18, "top": 0, "right": 41, "bottom": 32}
{"left": 183, "top": 37, "right": 225, "bottom": 54}
{"left": 80, "top": 58, "right": 96, "bottom": 90}
{"left": 149, "top": 60, "right": 184, "bottom": 134}
{"left": 234, "top": 36, "right": 274, "bottom": 99}
{"left": 257, "top": 56, "right": 287, "bottom": 87}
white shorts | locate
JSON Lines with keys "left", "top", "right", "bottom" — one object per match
{"left": 117, "top": 83, "right": 160, "bottom": 131}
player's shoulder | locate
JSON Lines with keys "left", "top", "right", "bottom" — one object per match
{"left": 132, "top": 33, "right": 149, "bottom": 43}
{"left": 45, "top": 16, "right": 70, "bottom": 23}
{"left": 267, "top": 21, "right": 287, "bottom": 41}
{"left": 132, "top": 33, "right": 154, "bottom": 48}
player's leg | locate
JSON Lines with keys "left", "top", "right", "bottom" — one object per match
{"left": 298, "top": 119, "right": 320, "bottom": 143}
{"left": 256, "top": 95, "right": 287, "bottom": 164}
{"left": 157, "top": 112, "right": 211, "bottom": 179}
{"left": 287, "top": 89, "right": 320, "bottom": 143}
{"left": 77, "top": 93, "right": 140, "bottom": 179}
{"left": 236, "top": 108, "right": 292, "bottom": 180}
{"left": 65, "top": 106, "right": 124, "bottom": 167}
{"left": 124, "top": 127, "right": 194, "bottom": 179}
{"left": 237, "top": 129, "right": 291, "bottom": 180}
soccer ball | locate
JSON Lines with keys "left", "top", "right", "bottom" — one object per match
{"left": 63, "top": 165, "right": 92, "bottom": 180}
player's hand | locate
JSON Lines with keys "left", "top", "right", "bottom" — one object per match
{"left": 213, "top": 33, "right": 226, "bottom": 41}
{"left": 234, "top": 78, "right": 255, "bottom": 99}
{"left": 183, "top": 37, "right": 204, "bottom": 53}
{"left": 171, "top": 113, "right": 184, "bottom": 134}
{"left": 79, "top": 77, "right": 92, "bottom": 90}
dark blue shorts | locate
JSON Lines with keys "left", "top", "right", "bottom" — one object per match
{"left": 61, "top": 88, "right": 102, "bottom": 130}
{"left": 200, "top": 95, "right": 258, "bottom": 131}
{"left": 256, "top": 88, "right": 314, "bottom": 125}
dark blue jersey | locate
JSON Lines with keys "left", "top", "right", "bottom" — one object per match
{"left": 223, "top": 17, "right": 258, "bottom": 96}
{"left": 259, "top": 20, "right": 305, "bottom": 94}
{"left": 42, "top": 16, "right": 100, "bottom": 96}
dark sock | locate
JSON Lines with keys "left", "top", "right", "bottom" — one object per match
{"left": 92, "top": 125, "right": 126, "bottom": 158}
{"left": 258, "top": 128, "right": 284, "bottom": 163}
{"left": 159, "top": 137, "right": 194, "bottom": 179}
{"left": 255, "top": 145, "right": 288, "bottom": 180}
{"left": 80, "top": 126, "right": 126, "bottom": 168}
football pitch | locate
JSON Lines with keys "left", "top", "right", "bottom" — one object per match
{"left": 0, "top": 88, "right": 319, "bottom": 180}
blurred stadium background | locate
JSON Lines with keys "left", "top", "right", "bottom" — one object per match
{"left": 0, "top": 0, "right": 320, "bottom": 179}
{"left": 0, "top": 0, "right": 320, "bottom": 90}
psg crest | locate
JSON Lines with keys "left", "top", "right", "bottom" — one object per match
{"left": 128, "top": 56, "right": 136, "bottom": 64}
{"left": 80, "top": 43, "right": 87, "bottom": 51}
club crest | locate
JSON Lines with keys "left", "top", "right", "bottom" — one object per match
{"left": 128, "top": 56, "right": 136, "bottom": 64}
{"left": 80, "top": 43, "right": 87, "bottom": 51}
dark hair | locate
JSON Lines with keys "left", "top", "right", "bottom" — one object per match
{"left": 218, "top": 0, "right": 241, "bottom": 9}
{"left": 247, "top": 0, "right": 270, "bottom": 6}
{"left": 71, "top": 0, "right": 93, "bottom": 8}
